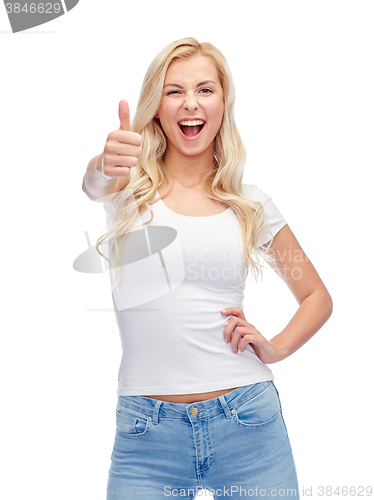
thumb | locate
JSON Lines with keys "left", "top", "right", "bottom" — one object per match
{"left": 118, "top": 100, "right": 132, "bottom": 131}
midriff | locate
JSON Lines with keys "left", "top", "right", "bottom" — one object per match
{"left": 142, "top": 387, "right": 238, "bottom": 404}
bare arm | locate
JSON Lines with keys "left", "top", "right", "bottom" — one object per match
{"left": 222, "top": 224, "right": 333, "bottom": 363}
{"left": 265, "top": 224, "right": 333, "bottom": 360}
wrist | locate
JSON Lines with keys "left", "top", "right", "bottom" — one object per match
{"left": 269, "top": 335, "right": 289, "bottom": 362}
{"left": 96, "top": 154, "right": 115, "bottom": 180}
{"left": 82, "top": 154, "right": 118, "bottom": 202}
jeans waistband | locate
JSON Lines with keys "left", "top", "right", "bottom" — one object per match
{"left": 117, "top": 381, "right": 273, "bottom": 423}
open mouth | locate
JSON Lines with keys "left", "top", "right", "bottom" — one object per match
{"left": 178, "top": 120, "right": 205, "bottom": 138}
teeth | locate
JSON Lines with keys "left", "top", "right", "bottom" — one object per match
{"left": 179, "top": 120, "right": 204, "bottom": 126}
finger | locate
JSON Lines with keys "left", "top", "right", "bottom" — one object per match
{"left": 231, "top": 326, "right": 244, "bottom": 353}
{"left": 231, "top": 327, "right": 255, "bottom": 353}
{"left": 104, "top": 153, "right": 139, "bottom": 169}
{"left": 223, "top": 317, "right": 247, "bottom": 343}
{"left": 118, "top": 100, "right": 132, "bottom": 132}
{"left": 105, "top": 141, "right": 142, "bottom": 157}
{"left": 234, "top": 328, "right": 265, "bottom": 353}
{"left": 109, "top": 129, "right": 142, "bottom": 146}
{"left": 110, "top": 167, "right": 131, "bottom": 178}
{"left": 237, "top": 332, "right": 255, "bottom": 352}
{"left": 101, "top": 165, "right": 131, "bottom": 178}
{"left": 221, "top": 307, "right": 246, "bottom": 320}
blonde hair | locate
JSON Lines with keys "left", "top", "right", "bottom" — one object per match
{"left": 96, "top": 37, "right": 274, "bottom": 290}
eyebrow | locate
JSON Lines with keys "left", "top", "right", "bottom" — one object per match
{"left": 163, "top": 80, "right": 217, "bottom": 88}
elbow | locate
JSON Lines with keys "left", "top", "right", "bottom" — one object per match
{"left": 321, "top": 287, "right": 333, "bottom": 322}
{"left": 327, "top": 297, "right": 333, "bottom": 321}
{"left": 329, "top": 295, "right": 333, "bottom": 319}
{"left": 303, "top": 286, "right": 333, "bottom": 323}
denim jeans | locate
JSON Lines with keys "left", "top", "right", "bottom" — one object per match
{"left": 106, "top": 381, "right": 299, "bottom": 499}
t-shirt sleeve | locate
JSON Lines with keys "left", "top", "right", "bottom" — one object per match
{"left": 242, "top": 184, "right": 287, "bottom": 247}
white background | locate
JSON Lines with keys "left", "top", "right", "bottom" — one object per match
{"left": 1, "top": 1, "right": 373, "bottom": 499}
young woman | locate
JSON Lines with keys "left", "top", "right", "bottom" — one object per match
{"left": 82, "top": 38, "right": 333, "bottom": 500}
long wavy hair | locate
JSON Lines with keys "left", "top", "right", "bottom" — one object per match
{"left": 96, "top": 37, "right": 275, "bottom": 291}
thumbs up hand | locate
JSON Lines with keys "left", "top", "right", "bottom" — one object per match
{"left": 101, "top": 100, "right": 143, "bottom": 178}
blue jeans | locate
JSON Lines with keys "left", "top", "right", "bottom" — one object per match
{"left": 106, "top": 381, "right": 299, "bottom": 499}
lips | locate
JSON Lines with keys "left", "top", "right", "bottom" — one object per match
{"left": 178, "top": 120, "right": 205, "bottom": 138}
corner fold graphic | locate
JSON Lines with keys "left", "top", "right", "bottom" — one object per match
{"left": 4, "top": 0, "right": 80, "bottom": 33}
{"left": 64, "top": 0, "right": 79, "bottom": 11}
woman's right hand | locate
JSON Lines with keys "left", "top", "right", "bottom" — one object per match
{"left": 100, "top": 100, "right": 143, "bottom": 178}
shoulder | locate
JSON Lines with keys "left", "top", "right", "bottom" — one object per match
{"left": 241, "top": 183, "right": 274, "bottom": 205}
{"left": 241, "top": 183, "right": 287, "bottom": 245}
{"left": 241, "top": 183, "right": 284, "bottom": 217}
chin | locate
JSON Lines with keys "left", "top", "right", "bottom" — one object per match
{"left": 180, "top": 140, "right": 212, "bottom": 156}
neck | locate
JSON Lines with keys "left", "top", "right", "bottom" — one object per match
{"left": 163, "top": 145, "right": 216, "bottom": 188}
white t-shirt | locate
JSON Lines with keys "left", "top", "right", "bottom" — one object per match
{"left": 103, "top": 184, "right": 287, "bottom": 396}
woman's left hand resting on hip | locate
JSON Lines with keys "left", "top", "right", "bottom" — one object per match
{"left": 221, "top": 308, "right": 282, "bottom": 364}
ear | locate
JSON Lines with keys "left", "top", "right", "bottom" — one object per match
{"left": 154, "top": 111, "right": 159, "bottom": 119}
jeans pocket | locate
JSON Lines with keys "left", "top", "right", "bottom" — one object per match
{"left": 233, "top": 381, "right": 281, "bottom": 427}
{"left": 115, "top": 406, "right": 151, "bottom": 436}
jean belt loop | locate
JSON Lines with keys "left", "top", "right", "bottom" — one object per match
{"left": 152, "top": 400, "right": 162, "bottom": 424}
{"left": 218, "top": 395, "right": 232, "bottom": 418}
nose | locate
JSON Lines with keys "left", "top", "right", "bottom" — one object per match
{"left": 184, "top": 92, "right": 198, "bottom": 111}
